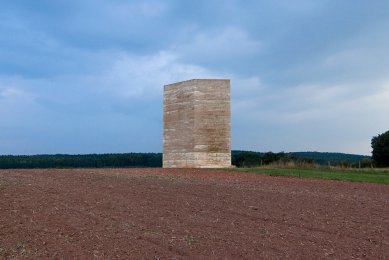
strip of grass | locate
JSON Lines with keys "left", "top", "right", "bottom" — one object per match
{"left": 232, "top": 167, "right": 389, "bottom": 185}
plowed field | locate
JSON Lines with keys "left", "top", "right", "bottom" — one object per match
{"left": 0, "top": 168, "right": 388, "bottom": 259}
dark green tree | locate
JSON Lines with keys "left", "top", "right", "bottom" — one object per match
{"left": 371, "top": 130, "right": 389, "bottom": 167}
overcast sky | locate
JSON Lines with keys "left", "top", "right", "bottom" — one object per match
{"left": 1, "top": 0, "right": 388, "bottom": 155}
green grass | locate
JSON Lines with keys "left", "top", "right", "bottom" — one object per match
{"left": 231, "top": 167, "right": 389, "bottom": 185}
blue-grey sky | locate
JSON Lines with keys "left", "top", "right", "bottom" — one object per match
{"left": 1, "top": 0, "right": 388, "bottom": 155}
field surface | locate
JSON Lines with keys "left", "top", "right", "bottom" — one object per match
{"left": 0, "top": 168, "right": 388, "bottom": 259}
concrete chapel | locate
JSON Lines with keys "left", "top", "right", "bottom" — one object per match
{"left": 163, "top": 79, "right": 231, "bottom": 168}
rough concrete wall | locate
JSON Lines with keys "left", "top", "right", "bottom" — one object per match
{"left": 163, "top": 79, "right": 231, "bottom": 168}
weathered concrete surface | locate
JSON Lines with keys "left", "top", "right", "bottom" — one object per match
{"left": 163, "top": 79, "right": 231, "bottom": 168}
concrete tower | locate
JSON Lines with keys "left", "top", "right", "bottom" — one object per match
{"left": 163, "top": 79, "right": 231, "bottom": 168}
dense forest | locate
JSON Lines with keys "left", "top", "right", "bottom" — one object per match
{"left": 231, "top": 151, "right": 304, "bottom": 167}
{"left": 0, "top": 153, "right": 162, "bottom": 169}
{"left": 0, "top": 151, "right": 372, "bottom": 169}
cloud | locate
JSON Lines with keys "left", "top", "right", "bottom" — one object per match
{"left": 0, "top": 87, "right": 25, "bottom": 99}
{"left": 230, "top": 78, "right": 389, "bottom": 154}
{"left": 0, "top": 49, "right": 222, "bottom": 154}
{"left": 0, "top": 80, "right": 43, "bottom": 150}
{"left": 95, "top": 51, "right": 219, "bottom": 99}
{"left": 174, "top": 27, "right": 262, "bottom": 66}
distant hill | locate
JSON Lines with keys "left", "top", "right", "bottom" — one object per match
{"left": 232, "top": 150, "right": 372, "bottom": 167}
{"left": 290, "top": 152, "right": 371, "bottom": 165}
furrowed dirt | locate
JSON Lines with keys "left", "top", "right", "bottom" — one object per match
{"left": 0, "top": 168, "right": 388, "bottom": 259}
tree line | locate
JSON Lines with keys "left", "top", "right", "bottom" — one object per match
{"left": 0, "top": 151, "right": 375, "bottom": 169}
{"left": 232, "top": 151, "right": 373, "bottom": 168}
{"left": 0, "top": 153, "right": 162, "bottom": 169}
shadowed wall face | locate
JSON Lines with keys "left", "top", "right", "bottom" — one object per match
{"left": 163, "top": 79, "right": 231, "bottom": 168}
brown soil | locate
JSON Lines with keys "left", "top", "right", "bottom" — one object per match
{"left": 0, "top": 168, "right": 388, "bottom": 259}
